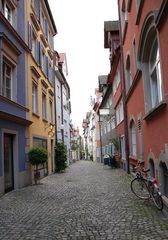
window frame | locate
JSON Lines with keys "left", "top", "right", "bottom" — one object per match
{"left": 126, "top": 54, "right": 132, "bottom": 92}
{"left": 149, "top": 38, "right": 163, "bottom": 108}
{"left": 130, "top": 120, "right": 136, "bottom": 157}
{"left": 42, "top": 92, "right": 47, "bottom": 120}
{"left": 32, "top": 81, "right": 38, "bottom": 114}
{"left": 2, "top": 56, "right": 16, "bottom": 101}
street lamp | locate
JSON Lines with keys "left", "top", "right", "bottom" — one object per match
{"left": 45, "top": 123, "right": 55, "bottom": 137}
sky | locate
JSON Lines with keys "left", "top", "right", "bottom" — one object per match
{"left": 48, "top": 0, "right": 118, "bottom": 132}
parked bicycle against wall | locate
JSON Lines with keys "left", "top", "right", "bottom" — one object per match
{"left": 130, "top": 162, "right": 163, "bottom": 211}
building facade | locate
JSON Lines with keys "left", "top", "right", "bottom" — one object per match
{"left": 26, "top": 0, "right": 57, "bottom": 178}
{"left": 0, "top": 0, "right": 32, "bottom": 195}
{"left": 54, "top": 52, "right": 71, "bottom": 166}
{"left": 118, "top": 0, "right": 168, "bottom": 198}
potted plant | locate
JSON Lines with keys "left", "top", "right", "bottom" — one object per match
{"left": 28, "top": 147, "right": 48, "bottom": 184}
{"left": 55, "top": 141, "right": 67, "bottom": 172}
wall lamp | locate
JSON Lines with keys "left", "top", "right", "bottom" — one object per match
{"left": 45, "top": 123, "right": 55, "bottom": 137}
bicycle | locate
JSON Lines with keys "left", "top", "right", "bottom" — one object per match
{"left": 130, "top": 163, "right": 163, "bottom": 211}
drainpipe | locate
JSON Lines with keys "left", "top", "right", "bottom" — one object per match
{"left": 54, "top": 69, "right": 57, "bottom": 145}
{"left": 118, "top": 0, "right": 130, "bottom": 174}
{"left": 60, "top": 82, "right": 64, "bottom": 144}
{"left": 99, "top": 113, "right": 103, "bottom": 163}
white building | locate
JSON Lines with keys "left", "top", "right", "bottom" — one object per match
{"left": 54, "top": 52, "right": 71, "bottom": 165}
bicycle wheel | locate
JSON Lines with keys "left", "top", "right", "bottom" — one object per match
{"left": 150, "top": 188, "right": 163, "bottom": 210}
{"left": 131, "top": 178, "right": 150, "bottom": 199}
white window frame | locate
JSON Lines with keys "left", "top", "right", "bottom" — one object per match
{"left": 32, "top": 82, "right": 38, "bottom": 114}
{"left": 120, "top": 135, "right": 126, "bottom": 159}
{"left": 2, "top": 61, "right": 12, "bottom": 99}
{"left": 42, "top": 92, "right": 47, "bottom": 120}
{"left": 149, "top": 38, "right": 163, "bottom": 108}
{"left": 130, "top": 120, "right": 136, "bottom": 157}
{"left": 116, "top": 100, "right": 123, "bottom": 125}
{"left": 2, "top": 58, "right": 16, "bottom": 100}
{"left": 3, "top": 0, "right": 13, "bottom": 23}
{"left": 49, "top": 98, "right": 53, "bottom": 123}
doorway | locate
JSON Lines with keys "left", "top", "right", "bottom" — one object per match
{"left": 4, "top": 133, "right": 14, "bottom": 193}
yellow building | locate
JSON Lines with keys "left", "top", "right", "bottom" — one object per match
{"left": 26, "top": 0, "right": 57, "bottom": 178}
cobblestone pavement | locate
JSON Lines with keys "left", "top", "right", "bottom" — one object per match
{"left": 0, "top": 160, "right": 168, "bottom": 240}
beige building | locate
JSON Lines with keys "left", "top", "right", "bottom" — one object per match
{"left": 26, "top": 0, "right": 57, "bottom": 179}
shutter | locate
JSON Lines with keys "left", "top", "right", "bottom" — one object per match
{"left": 39, "top": 42, "right": 42, "bottom": 67}
{"left": 39, "top": 0, "right": 42, "bottom": 23}
{"left": 45, "top": 20, "right": 48, "bottom": 39}
{"left": 28, "top": 22, "right": 32, "bottom": 50}
{"left": 35, "top": 39, "right": 38, "bottom": 63}
{"left": 46, "top": 57, "right": 49, "bottom": 78}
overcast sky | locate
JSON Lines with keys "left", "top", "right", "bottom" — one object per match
{"left": 48, "top": 0, "right": 118, "bottom": 132}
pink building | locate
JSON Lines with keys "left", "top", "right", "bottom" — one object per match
{"left": 118, "top": 0, "right": 168, "bottom": 198}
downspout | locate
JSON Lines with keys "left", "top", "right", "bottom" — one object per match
{"left": 60, "top": 82, "right": 64, "bottom": 144}
{"left": 99, "top": 112, "right": 103, "bottom": 163}
{"left": 117, "top": 0, "right": 130, "bottom": 173}
{"left": 54, "top": 70, "right": 57, "bottom": 145}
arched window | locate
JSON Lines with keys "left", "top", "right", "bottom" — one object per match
{"left": 130, "top": 120, "right": 136, "bottom": 157}
{"left": 149, "top": 38, "right": 163, "bottom": 108}
{"left": 137, "top": 115, "right": 144, "bottom": 161}
{"left": 138, "top": 14, "right": 163, "bottom": 112}
{"left": 149, "top": 159, "right": 155, "bottom": 177}
{"left": 126, "top": 55, "right": 132, "bottom": 92}
{"left": 160, "top": 162, "right": 168, "bottom": 196}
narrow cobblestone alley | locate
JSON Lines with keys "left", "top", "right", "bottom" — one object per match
{"left": 0, "top": 160, "right": 168, "bottom": 240}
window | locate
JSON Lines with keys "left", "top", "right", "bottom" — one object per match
{"left": 138, "top": 14, "right": 163, "bottom": 113}
{"left": 33, "top": 137, "right": 47, "bottom": 149}
{"left": 2, "top": 58, "right": 16, "bottom": 100}
{"left": 121, "top": 0, "right": 127, "bottom": 39}
{"left": 138, "top": 116, "right": 144, "bottom": 161}
{"left": 41, "top": 48, "right": 45, "bottom": 72}
{"left": 149, "top": 39, "right": 163, "bottom": 108}
{"left": 4, "top": 3, "right": 12, "bottom": 22}
{"left": 31, "top": 0, "right": 39, "bottom": 18}
{"left": 120, "top": 135, "right": 126, "bottom": 159}
{"left": 149, "top": 159, "right": 155, "bottom": 178}
{"left": 126, "top": 55, "right": 132, "bottom": 92}
{"left": 3, "top": 1, "right": 12, "bottom": 23}
{"left": 116, "top": 67, "right": 120, "bottom": 88}
{"left": 2, "top": 0, "right": 18, "bottom": 27}
{"left": 116, "top": 100, "right": 124, "bottom": 125}
{"left": 32, "top": 30, "right": 37, "bottom": 60}
{"left": 32, "top": 82, "right": 38, "bottom": 114}
{"left": 113, "top": 67, "right": 120, "bottom": 95}
{"left": 42, "top": 93, "right": 47, "bottom": 120}
{"left": 49, "top": 99, "right": 53, "bottom": 123}
{"left": 130, "top": 120, "right": 136, "bottom": 157}
{"left": 2, "top": 61, "right": 12, "bottom": 99}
